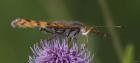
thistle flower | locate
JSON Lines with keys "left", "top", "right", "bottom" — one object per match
{"left": 28, "top": 37, "right": 93, "bottom": 63}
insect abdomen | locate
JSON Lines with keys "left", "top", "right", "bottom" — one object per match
{"left": 11, "top": 18, "right": 49, "bottom": 28}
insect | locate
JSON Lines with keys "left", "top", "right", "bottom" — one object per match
{"left": 11, "top": 18, "right": 121, "bottom": 38}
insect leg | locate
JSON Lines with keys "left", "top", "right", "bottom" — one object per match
{"left": 73, "top": 28, "right": 80, "bottom": 36}
{"left": 39, "top": 27, "right": 53, "bottom": 33}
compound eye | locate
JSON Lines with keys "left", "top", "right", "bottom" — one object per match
{"left": 81, "top": 27, "right": 86, "bottom": 33}
{"left": 81, "top": 28, "right": 87, "bottom": 35}
{"left": 81, "top": 27, "right": 93, "bottom": 36}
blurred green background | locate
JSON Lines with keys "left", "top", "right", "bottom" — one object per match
{"left": 0, "top": 0, "right": 139, "bottom": 63}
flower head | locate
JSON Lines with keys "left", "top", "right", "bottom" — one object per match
{"left": 28, "top": 37, "right": 93, "bottom": 63}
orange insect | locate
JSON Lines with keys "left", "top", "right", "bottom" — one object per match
{"left": 11, "top": 18, "right": 121, "bottom": 38}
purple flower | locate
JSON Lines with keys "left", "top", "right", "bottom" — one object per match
{"left": 28, "top": 37, "right": 93, "bottom": 63}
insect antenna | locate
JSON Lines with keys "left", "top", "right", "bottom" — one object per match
{"left": 95, "top": 25, "right": 122, "bottom": 28}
